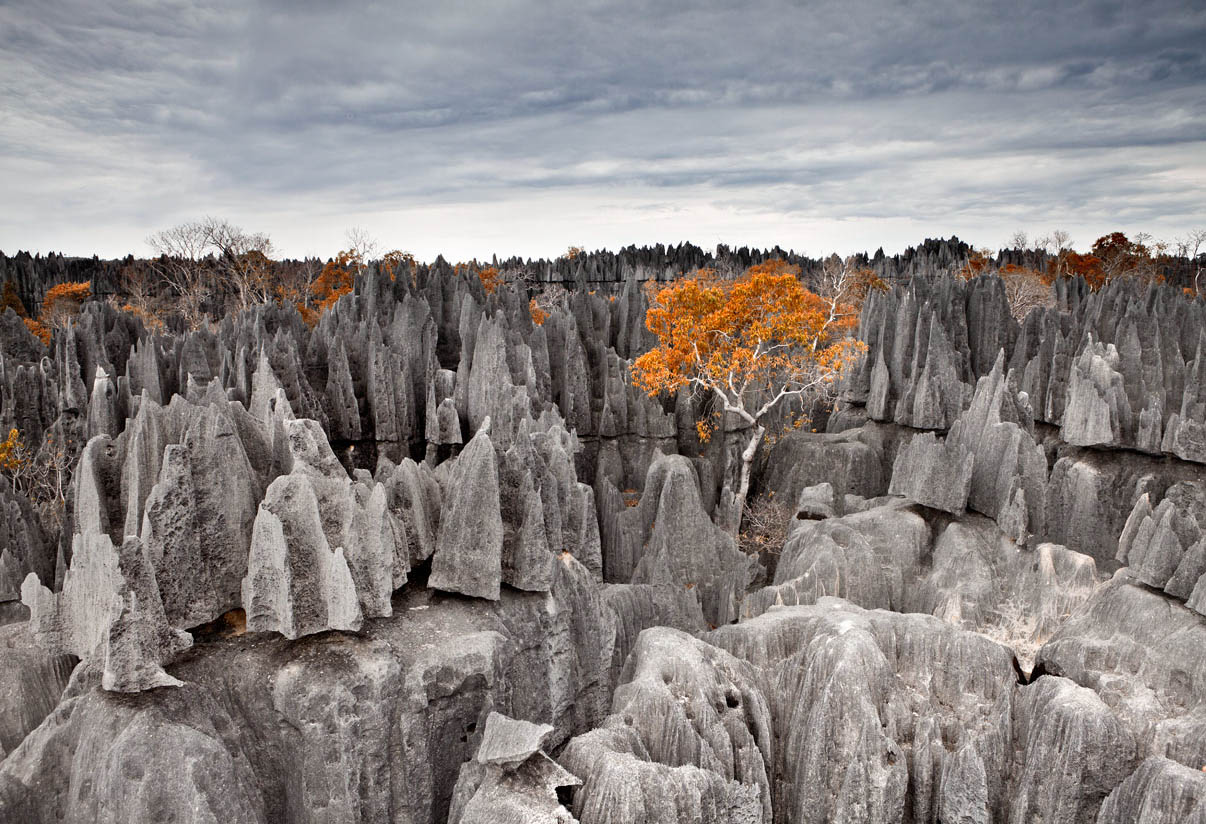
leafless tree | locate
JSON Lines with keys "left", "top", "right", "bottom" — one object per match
{"left": 1036, "top": 230, "right": 1072, "bottom": 254}
{"left": 119, "top": 262, "right": 164, "bottom": 332}
{"left": 346, "top": 227, "right": 378, "bottom": 272}
{"left": 1177, "top": 229, "right": 1206, "bottom": 294}
{"left": 1008, "top": 230, "right": 1029, "bottom": 250}
{"left": 148, "top": 217, "right": 275, "bottom": 325}
{"left": 146, "top": 221, "right": 215, "bottom": 329}
{"left": 815, "top": 254, "right": 886, "bottom": 340}
{"left": 999, "top": 265, "right": 1053, "bottom": 320}
{"left": 201, "top": 217, "right": 275, "bottom": 314}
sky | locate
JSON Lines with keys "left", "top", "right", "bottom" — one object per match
{"left": 1, "top": 0, "right": 1204, "bottom": 262}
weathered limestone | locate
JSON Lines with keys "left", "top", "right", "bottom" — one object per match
{"left": 21, "top": 532, "right": 191, "bottom": 692}
{"left": 712, "top": 600, "right": 1018, "bottom": 824}
{"left": 376, "top": 455, "right": 442, "bottom": 566}
{"left": 741, "top": 500, "right": 930, "bottom": 618}
{"left": 1117, "top": 482, "right": 1206, "bottom": 616}
{"left": 1036, "top": 579, "right": 1206, "bottom": 771}
{"left": 1, "top": 584, "right": 613, "bottom": 824}
{"left": 626, "top": 454, "right": 759, "bottom": 627}
{"left": 0, "top": 478, "right": 50, "bottom": 608}
{"left": 888, "top": 430, "right": 974, "bottom": 514}
{"left": 241, "top": 473, "right": 364, "bottom": 638}
{"left": 430, "top": 423, "right": 504, "bottom": 600}
{"left": 944, "top": 354, "right": 1048, "bottom": 542}
{"left": 1095, "top": 757, "right": 1206, "bottom": 824}
{"left": 1008, "top": 675, "right": 1137, "bottom": 824}
{"left": 5, "top": 251, "right": 1206, "bottom": 820}
{"left": 448, "top": 712, "right": 580, "bottom": 824}
{"left": 0, "top": 621, "right": 74, "bottom": 758}
{"left": 1061, "top": 338, "right": 1133, "bottom": 448}
{"left": 1044, "top": 447, "right": 1204, "bottom": 569}
{"left": 241, "top": 418, "right": 406, "bottom": 638}
{"left": 140, "top": 400, "right": 262, "bottom": 627}
{"left": 757, "top": 428, "right": 887, "bottom": 504}
{"left": 559, "top": 627, "right": 772, "bottom": 824}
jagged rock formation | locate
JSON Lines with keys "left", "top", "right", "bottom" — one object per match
{"left": 600, "top": 452, "right": 758, "bottom": 627}
{"left": 1, "top": 249, "right": 1205, "bottom": 822}
{"left": 1117, "top": 481, "right": 1206, "bottom": 616}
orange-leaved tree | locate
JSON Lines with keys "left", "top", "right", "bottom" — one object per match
{"left": 816, "top": 254, "right": 887, "bottom": 331}
{"left": 0, "top": 282, "right": 49, "bottom": 345}
{"left": 0, "top": 428, "right": 24, "bottom": 475}
{"left": 478, "top": 266, "right": 502, "bottom": 295}
{"left": 309, "top": 249, "right": 364, "bottom": 317}
{"left": 1091, "top": 232, "right": 1154, "bottom": 283}
{"left": 529, "top": 297, "right": 548, "bottom": 326}
{"left": 1045, "top": 249, "right": 1105, "bottom": 289}
{"left": 632, "top": 261, "right": 866, "bottom": 529}
{"left": 381, "top": 250, "right": 416, "bottom": 284}
{"left": 28, "top": 280, "right": 92, "bottom": 343}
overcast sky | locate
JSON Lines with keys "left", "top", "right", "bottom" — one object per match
{"left": 2, "top": 0, "right": 1203, "bottom": 262}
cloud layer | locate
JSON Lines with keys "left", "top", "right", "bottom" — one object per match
{"left": 2, "top": 0, "right": 1204, "bottom": 260}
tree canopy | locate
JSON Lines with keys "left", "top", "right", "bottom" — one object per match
{"left": 632, "top": 261, "right": 868, "bottom": 529}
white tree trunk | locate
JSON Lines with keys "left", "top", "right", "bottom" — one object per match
{"left": 731, "top": 423, "right": 766, "bottom": 536}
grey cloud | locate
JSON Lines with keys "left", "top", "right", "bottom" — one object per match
{"left": 0, "top": 0, "right": 1203, "bottom": 258}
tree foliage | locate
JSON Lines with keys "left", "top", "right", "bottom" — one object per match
{"left": 529, "top": 297, "right": 548, "bottom": 326}
{"left": 0, "top": 427, "right": 74, "bottom": 529}
{"left": 41, "top": 281, "right": 91, "bottom": 327}
{"left": 310, "top": 249, "right": 362, "bottom": 315}
{"left": 478, "top": 266, "right": 502, "bottom": 295}
{"left": 381, "top": 250, "right": 416, "bottom": 284}
{"left": 0, "top": 428, "right": 24, "bottom": 474}
{"left": 633, "top": 263, "right": 864, "bottom": 404}
{"left": 958, "top": 248, "right": 996, "bottom": 280}
{"left": 632, "top": 262, "right": 866, "bottom": 529}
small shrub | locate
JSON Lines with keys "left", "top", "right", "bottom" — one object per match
{"left": 0, "top": 428, "right": 74, "bottom": 531}
{"left": 738, "top": 495, "right": 792, "bottom": 559}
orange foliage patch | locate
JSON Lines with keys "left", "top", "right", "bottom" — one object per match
{"left": 0, "top": 428, "right": 24, "bottom": 473}
{"left": 632, "top": 263, "right": 865, "bottom": 415}
{"left": 381, "top": 250, "right": 415, "bottom": 283}
{"left": 24, "top": 318, "right": 50, "bottom": 346}
{"left": 478, "top": 266, "right": 502, "bottom": 295}
{"left": 40, "top": 281, "right": 91, "bottom": 327}
{"left": 958, "top": 249, "right": 994, "bottom": 281}
{"left": 296, "top": 303, "right": 320, "bottom": 328}
{"left": 310, "top": 250, "right": 359, "bottom": 314}
{"left": 121, "top": 302, "right": 165, "bottom": 333}
{"left": 529, "top": 297, "right": 548, "bottom": 325}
